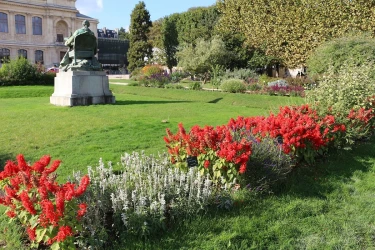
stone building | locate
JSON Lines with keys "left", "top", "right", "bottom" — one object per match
{"left": 0, "top": 0, "right": 98, "bottom": 69}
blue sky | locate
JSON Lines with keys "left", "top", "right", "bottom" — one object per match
{"left": 76, "top": 0, "right": 217, "bottom": 30}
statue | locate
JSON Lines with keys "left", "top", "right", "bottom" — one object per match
{"left": 59, "top": 20, "right": 102, "bottom": 72}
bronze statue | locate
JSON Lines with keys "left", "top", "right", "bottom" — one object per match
{"left": 59, "top": 20, "right": 102, "bottom": 72}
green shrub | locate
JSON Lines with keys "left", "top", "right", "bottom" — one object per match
{"left": 170, "top": 71, "right": 188, "bottom": 83}
{"left": 220, "top": 79, "right": 246, "bottom": 93}
{"left": 307, "top": 34, "right": 375, "bottom": 79}
{"left": 239, "top": 136, "right": 294, "bottom": 192}
{"left": 222, "top": 68, "right": 257, "bottom": 84}
{"left": 39, "top": 72, "right": 56, "bottom": 85}
{"left": 0, "top": 57, "right": 41, "bottom": 86}
{"left": 129, "top": 68, "right": 142, "bottom": 81}
{"left": 306, "top": 62, "right": 375, "bottom": 144}
{"left": 189, "top": 81, "right": 202, "bottom": 90}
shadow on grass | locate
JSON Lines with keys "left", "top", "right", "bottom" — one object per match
{"left": 114, "top": 100, "right": 192, "bottom": 105}
{"left": 275, "top": 136, "right": 375, "bottom": 198}
{"left": 207, "top": 98, "right": 223, "bottom": 103}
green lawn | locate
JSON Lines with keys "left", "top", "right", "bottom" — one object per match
{"left": 2, "top": 85, "right": 375, "bottom": 249}
{"left": 0, "top": 85, "right": 303, "bottom": 179}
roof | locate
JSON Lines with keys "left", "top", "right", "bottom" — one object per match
{"left": 76, "top": 12, "right": 95, "bottom": 20}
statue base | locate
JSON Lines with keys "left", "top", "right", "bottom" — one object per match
{"left": 50, "top": 71, "right": 115, "bottom": 106}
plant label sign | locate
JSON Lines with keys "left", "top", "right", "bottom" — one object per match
{"left": 186, "top": 156, "right": 198, "bottom": 168}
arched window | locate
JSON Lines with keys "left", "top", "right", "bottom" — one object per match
{"left": 32, "top": 16, "right": 42, "bottom": 35}
{"left": 0, "top": 12, "right": 8, "bottom": 33}
{"left": 18, "top": 49, "right": 27, "bottom": 59}
{"left": 15, "top": 15, "right": 26, "bottom": 34}
{"left": 0, "top": 48, "right": 10, "bottom": 63}
{"left": 35, "top": 50, "right": 43, "bottom": 64}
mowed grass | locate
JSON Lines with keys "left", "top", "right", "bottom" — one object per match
{"left": 0, "top": 85, "right": 303, "bottom": 179}
{"left": 3, "top": 85, "right": 375, "bottom": 249}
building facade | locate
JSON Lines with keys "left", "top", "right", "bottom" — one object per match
{"left": 0, "top": 0, "right": 98, "bottom": 69}
{"left": 97, "top": 27, "right": 129, "bottom": 72}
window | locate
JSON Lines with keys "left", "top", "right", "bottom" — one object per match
{"left": 56, "top": 34, "right": 64, "bottom": 42}
{"left": 35, "top": 50, "right": 43, "bottom": 64}
{"left": 15, "top": 15, "right": 26, "bottom": 34}
{"left": 0, "top": 12, "right": 8, "bottom": 33}
{"left": 18, "top": 49, "right": 27, "bottom": 59}
{"left": 0, "top": 48, "right": 10, "bottom": 63}
{"left": 32, "top": 16, "right": 42, "bottom": 35}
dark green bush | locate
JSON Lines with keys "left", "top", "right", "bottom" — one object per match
{"left": 39, "top": 72, "right": 55, "bottom": 85}
{"left": 170, "top": 71, "right": 188, "bottom": 83}
{"left": 189, "top": 82, "right": 202, "bottom": 90}
{"left": 220, "top": 79, "right": 246, "bottom": 93}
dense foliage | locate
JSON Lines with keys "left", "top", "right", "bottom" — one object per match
{"left": 217, "top": 0, "right": 375, "bottom": 67}
{"left": 0, "top": 58, "right": 50, "bottom": 86}
{"left": 177, "top": 36, "right": 232, "bottom": 83}
{"left": 127, "top": 1, "right": 153, "bottom": 72}
{"left": 307, "top": 34, "right": 375, "bottom": 77}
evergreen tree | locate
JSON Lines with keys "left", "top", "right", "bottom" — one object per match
{"left": 161, "top": 17, "right": 178, "bottom": 73}
{"left": 127, "top": 1, "right": 152, "bottom": 72}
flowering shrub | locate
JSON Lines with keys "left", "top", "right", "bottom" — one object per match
{"left": 0, "top": 155, "right": 89, "bottom": 249}
{"left": 228, "top": 105, "right": 346, "bottom": 164}
{"left": 164, "top": 123, "right": 251, "bottom": 183}
{"left": 141, "top": 64, "right": 164, "bottom": 77}
{"left": 306, "top": 63, "right": 375, "bottom": 144}
{"left": 139, "top": 72, "right": 171, "bottom": 88}
{"left": 72, "top": 152, "right": 215, "bottom": 248}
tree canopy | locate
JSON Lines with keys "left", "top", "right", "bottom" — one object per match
{"left": 217, "top": 0, "right": 375, "bottom": 68}
{"left": 127, "top": 1, "right": 153, "bottom": 72}
{"left": 177, "top": 36, "right": 233, "bottom": 83}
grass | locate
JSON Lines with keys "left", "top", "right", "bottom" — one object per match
{"left": 0, "top": 85, "right": 303, "bottom": 180}
{"left": 2, "top": 85, "right": 375, "bottom": 249}
{"left": 116, "top": 138, "right": 375, "bottom": 249}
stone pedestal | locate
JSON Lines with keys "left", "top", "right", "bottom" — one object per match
{"left": 50, "top": 71, "right": 115, "bottom": 106}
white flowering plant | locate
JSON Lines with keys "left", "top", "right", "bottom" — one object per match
{"left": 71, "top": 152, "right": 217, "bottom": 249}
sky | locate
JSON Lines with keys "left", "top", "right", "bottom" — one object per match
{"left": 76, "top": 0, "right": 217, "bottom": 30}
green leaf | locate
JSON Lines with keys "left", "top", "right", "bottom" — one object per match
{"left": 51, "top": 242, "right": 60, "bottom": 250}
{"left": 36, "top": 228, "right": 47, "bottom": 243}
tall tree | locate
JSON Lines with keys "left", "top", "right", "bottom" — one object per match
{"left": 118, "top": 27, "right": 130, "bottom": 40}
{"left": 127, "top": 1, "right": 153, "bottom": 72}
{"left": 177, "top": 36, "right": 233, "bottom": 83}
{"left": 161, "top": 17, "right": 178, "bottom": 73}
{"left": 217, "top": 0, "right": 375, "bottom": 68}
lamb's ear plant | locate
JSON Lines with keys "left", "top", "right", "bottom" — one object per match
{"left": 73, "top": 152, "right": 216, "bottom": 248}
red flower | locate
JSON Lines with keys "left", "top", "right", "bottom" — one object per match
{"left": 6, "top": 210, "right": 16, "bottom": 218}
{"left": 19, "top": 191, "right": 36, "bottom": 215}
{"left": 203, "top": 160, "right": 210, "bottom": 169}
{"left": 77, "top": 203, "right": 87, "bottom": 217}
{"left": 53, "top": 226, "right": 73, "bottom": 242}
{"left": 74, "top": 175, "right": 90, "bottom": 197}
{"left": 27, "top": 227, "right": 36, "bottom": 241}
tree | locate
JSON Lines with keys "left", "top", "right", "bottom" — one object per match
{"left": 118, "top": 27, "right": 130, "bottom": 40}
{"left": 161, "top": 17, "right": 178, "bottom": 73}
{"left": 177, "top": 36, "right": 232, "bottom": 83}
{"left": 217, "top": 0, "right": 375, "bottom": 68}
{"left": 127, "top": 1, "right": 153, "bottom": 72}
